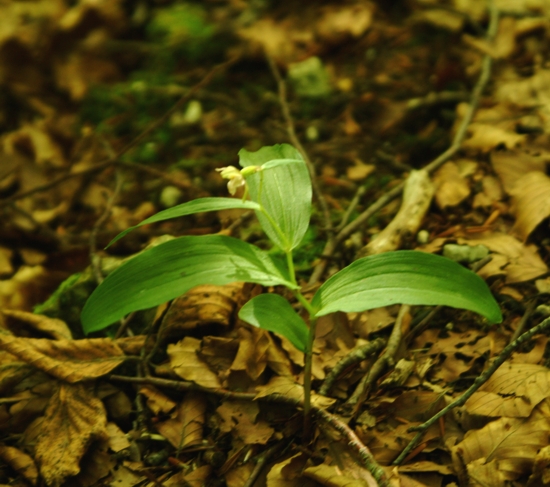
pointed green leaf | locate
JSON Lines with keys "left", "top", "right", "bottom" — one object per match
{"left": 82, "top": 235, "right": 296, "bottom": 334}
{"left": 107, "top": 198, "right": 261, "bottom": 247}
{"left": 239, "top": 144, "right": 312, "bottom": 252}
{"left": 239, "top": 294, "right": 309, "bottom": 352}
{"left": 311, "top": 251, "right": 502, "bottom": 323}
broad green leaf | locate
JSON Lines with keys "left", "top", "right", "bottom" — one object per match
{"left": 239, "top": 144, "right": 312, "bottom": 252}
{"left": 82, "top": 235, "right": 296, "bottom": 334}
{"left": 107, "top": 198, "right": 261, "bottom": 247}
{"left": 311, "top": 251, "right": 502, "bottom": 323}
{"left": 239, "top": 294, "right": 309, "bottom": 352}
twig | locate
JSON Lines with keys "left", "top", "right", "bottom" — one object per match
{"left": 89, "top": 171, "right": 124, "bottom": 284}
{"left": 265, "top": 53, "right": 334, "bottom": 237}
{"left": 335, "top": 185, "right": 367, "bottom": 233}
{"left": 308, "top": 3, "right": 499, "bottom": 285}
{"left": 319, "top": 338, "right": 386, "bottom": 396}
{"left": 315, "top": 408, "right": 389, "bottom": 486}
{"left": 510, "top": 298, "right": 537, "bottom": 343}
{"left": 347, "top": 305, "right": 410, "bottom": 410}
{"left": 108, "top": 374, "right": 388, "bottom": 486}
{"left": 243, "top": 441, "right": 288, "bottom": 487}
{"left": 0, "top": 56, "right": 238, "bottom": 210}
{"left": 393, "top": 315, "right": 550, "bottom": 465}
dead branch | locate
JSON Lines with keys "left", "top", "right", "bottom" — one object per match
{"left": 393, "top": 315, "right": 550, "bottom": 466}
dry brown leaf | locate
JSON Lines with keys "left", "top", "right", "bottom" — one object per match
{"left": 35, "top": 382, "right": 108, "bottom": 486}
{"left": 139, "top": 385, "right": 176, "bottom": 415}
{"left": 316, "top": 3, "right": 374, "bottom": 41}
{"left": 477, "top": 363, "right": 550, "bottom": 411}
{"left": 2, "top": 310, "right": 72, "bottom": 340}
{"left": 168, "top": 337, "right": 221, "bottom": 388}
{"left": 466, "top": 458, "right": 507, "bottom": 487}
{"left": 457, "top": 233, "right": 548, "bottom": 283}
{"left": 160, "top": 282, "right": 244, "bottom": 338}
{"left": 267, "top": 453, "right": 318, "bottom": 487}
{"left": 491, "top": 148, "right": 548, "bottom": 194}
{"left": 216, "top": 400, "right": 274, "bottom": 445}
{"left": 254, "top": 376, "right": 336, "bottom": 409}
{"left": 0, "top": 331, "right": 126, "bottom": 382}
{"left": 510, "top": 171, "right": 550, "bottom": 240}
{"left": 433, "top": 162, "right": 470, "bottom": 208}
{"left": 457, "top": 104, "right": 526, "bottom": 152}
{"left": 473, "top": 174, "right": 504, "bottom": 208}
{"left": 0, "top": 444, "right": 38, "bottom": 485}
{"left": 105, "top": 422, "right": 130, "bottom": 453}
{"left": 462, "top": 17, "right": 517, "bottom": 59}
{"left": 165, "top": 465, "right": 213, "bottom": 487}
{"left": 230, "top": 326, "right": 270, "bottom": 381}
{"left": 452, "top": 404, "right": 550, "bottom": 480}
{"left": 464, "top": 391, "right": 534, "bottom": 418}
{"left": 0, "top": 265, "right": 56, "bottom": 311}
{"left": 303, "top": 463, "right": 375, "bottom": 486}
{"left": 156, "top": 394, "right": 206, "bottom": 449}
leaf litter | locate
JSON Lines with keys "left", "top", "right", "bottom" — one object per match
{"left": 1, "top": 0, "right": 550, "bottom": 486}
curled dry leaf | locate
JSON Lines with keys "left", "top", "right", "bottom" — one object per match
{"left": 35, "top": 382, "right": 108, "bottom": 486}
{"left": 139, "top": 385, "right": 177, "bottom": 415}
{"left": 510, "top": 171, "right": 550, "bottom": 241}
{"left": 0, "top": 331, "right": 126, "bottom": 382}
{"left": 267, "top": 453, "right": 316, "bottom": 487}
{"left": 0, "top": 444, "right": 39, "bottom": 486}
{"left": 2, "top": 310, "right": 72, "bottom": 340}
{"left": 230, "top": 326, "right": 270, "bottom": 381}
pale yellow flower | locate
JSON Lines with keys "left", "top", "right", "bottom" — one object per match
{"left": 216, "top": 165, "right": 262, "bottom": 195}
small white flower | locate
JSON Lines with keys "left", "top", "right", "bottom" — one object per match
{"left": 216, "top": 165, "right": 262, "bottom": 195}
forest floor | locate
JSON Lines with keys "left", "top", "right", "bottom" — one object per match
{"left": 1, "top": 1, "right": 550, "bottom": 486}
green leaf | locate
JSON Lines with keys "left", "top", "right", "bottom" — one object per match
{"left": 239, "top": 294, "right": 309, "bottom": 352}
{"left": 239, "top": 144, "right": 312, "bottom": 252}
{"left": 107, "top": 198, "right": 261, "bottom": 247}
{"left": 311, "top": 251, "right": 502, "bottom": 323}
{"left": 82, "top": 235, "right": 297, "bottom": 334}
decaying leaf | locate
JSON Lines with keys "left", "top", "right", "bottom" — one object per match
{"left": 156, "top": 394, "right": 206, "bottom": 449}
{"left": 2, "top": 310, "right": 72, "bottom": 340}
{"left": 216, "top": 400, "right": 274, "bottom": 445}
{"left": 35, "top": 382, "right": 108, "bottom": 486}
{"left": 510, "top": 171, "right": 550, "bottom": 240}
{"left": 0, "top": 331, "right": 126, "bottom": 382}
{"left": 168, "top": 337, "right": 221, "bottom": 388}
{"left": 0, "top": 444, "right": 39, "bottom": 486}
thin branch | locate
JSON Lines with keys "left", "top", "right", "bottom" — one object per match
{"left": 393, "top": 315, "right": 550, "bottom": 466}
{"left": 347, "top": 305, "right": 410, "bottom": 410}
{"left": 265, "top": 53, "right": 334, "bottom": 238}
{"left": 108, "top": 374, "right": 388, "bottom": 486}
{"left": 308, "top": 4, "right": 499, "bottom": 285}
{"left": 243, "top": 441, "right": 288, "bottom": 487}
{"left": 319, "top": 337, "right": 386, "bottom": 396}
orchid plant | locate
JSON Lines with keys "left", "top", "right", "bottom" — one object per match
{"left": 81, "top": 144, "right": 502, "bottom": 425}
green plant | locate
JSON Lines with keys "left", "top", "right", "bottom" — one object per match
{"left": 81, "top": 143, "right": 502, "bottom": 430}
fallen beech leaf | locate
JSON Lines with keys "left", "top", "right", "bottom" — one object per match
{"left": 216, "top": 400, "right": 274, "bottom": 445}
{"left": 304, "top": 463, "right": 375, "bottom": 487}
{"left": 254, "top": 376, "right": 335, "bottom": 409}
{"left": 139, "top": 385, "right": 176, "bottom": 415}
{"left": 433, "top": 162, "right": 470, "bottom": 208}
{"left": 35, "top": 382, "right": 108, "bottom": 486}
{"left": 156, "top": 394, "right": 206, "bottom": 449}
{"left": 168, "top": 337, "right": 221, "bottom": 388}
{"left": 510, "top": 171, "right": 550, "bottom": 240}
{"left": 2, "top": 310, "right": 72, "bottom": 340}
{"left": 457, "top": 233, "right": 548, "bottom": 283}
{"left": 266, "top": 453, "right": 313, "bottom": 486}
{"left": 452, "top": 403, "right": 550, "bottom": 480}
{"left": 230, "top": 326, "right": 270, "bottom": 381}
{"left": 105, "top": 422, "right": 130, "bottom": 453}
{"left": 491, "top": 149, "right": 548, "bottom": 194}
{"left": 0, "top": 331, "right": 126, "bottom": 382}
{"left": 0, "top": 444, "right": 38, "bottom": 485}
